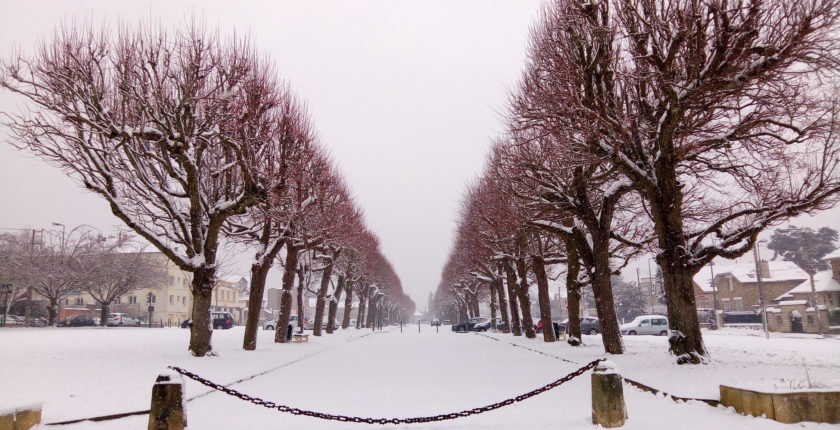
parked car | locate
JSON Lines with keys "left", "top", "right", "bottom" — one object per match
{"left": 107, "top": 313, "right": 141, "bottom": 327}
{"left": 263, "top": 315, "right": 298, "bottom": 330}
{"left": 620, "top": 315, "right": 670, "bottom": 336}
{"left": 558, "top": 317, "right": 601, "bottom": 335}
{"left": 451, "top": 317, "right": 491, "bottom": 332}
{"left": 212, "top": 312, "right": 235, "bottom": 329}
{"left": 180, "top": 312, "right": 236, "bottom": 329}
{"left": 471, "top": 317, "right": 494, "bottom": 332}
{"left": 58, "top": 315, "right": 96, "bottom": 327}
{"left": 430, "top": 318, "right": 441, "bottom": 327}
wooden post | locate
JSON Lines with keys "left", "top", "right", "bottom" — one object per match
{"left": 148, "top": 372, "right": 187, "bottom": 430}
{"left": 592, "top": 361, "right": 627, "bottom": 428}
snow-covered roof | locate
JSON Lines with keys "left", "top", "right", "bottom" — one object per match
{"left": 306, "top": 297, "right": 358, "bottom": 309}
{"left": 693, "top": 261, "right": 808, "bottom": 292}
{"left": 778, "top": 300, "right": 808, "bottom": 306}
{"left": 822, "top": 248, "right": 840, "bottom": 261}
{"left": 774, "top": 270, "right": 840, "bottom": 301}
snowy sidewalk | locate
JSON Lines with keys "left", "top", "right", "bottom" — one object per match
{"left": 2, "top": 326, "right": 837, "bottom": 429}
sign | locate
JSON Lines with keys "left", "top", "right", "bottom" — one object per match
{"left": 148, "top": 305, "right": 155, "bottom": 313}
{"left": 0, "top": 284, "right": 11, "bottom": 293}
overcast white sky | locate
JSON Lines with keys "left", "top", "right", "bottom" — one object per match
{"left": 1, "top": 0, "right": 838, "bottom": 309}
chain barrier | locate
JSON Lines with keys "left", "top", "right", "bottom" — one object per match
{"left": 474, "top": 332, "right": 720, "bottom": 406}
{"left": 168, "top": 358, "right": 604, "bottom": 425}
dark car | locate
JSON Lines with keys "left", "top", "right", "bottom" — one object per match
{"left": 58, "top": 315, "right": 97, "bottom": 327}
{"left": 451, "top": 317, "right": 491, "bottom": 332}
{"left": 180, "top": 312, "right": 236, "bottom": 329}
{"left": 559, "top": 316, "right": 601, "bottom": 335}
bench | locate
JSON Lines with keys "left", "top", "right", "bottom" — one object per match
{"left": 291, "top": 334, "right": 309, "bottom": 343}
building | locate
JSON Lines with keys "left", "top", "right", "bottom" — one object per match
{"left": 692, "top": 260, "right": 808, "bottom": 313}
{"left": 63, "top": 252, "right": 193, "bottom": 326}
{"left": 765, "top": 248, "right": 840, "bottom": 334}
{"left": 212, "top": 278, "right": 244, "bottom": 324}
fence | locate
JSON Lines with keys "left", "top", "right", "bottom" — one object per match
{"left": 145, "top": 358, "right": 628, "bottom": 429}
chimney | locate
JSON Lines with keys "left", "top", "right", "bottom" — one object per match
{"left": 759, "top": 260, "right": 771, "bottom": 280}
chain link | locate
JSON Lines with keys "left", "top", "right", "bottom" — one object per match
{"left": 168, "top": 358, "right": 603, "bottom": 425}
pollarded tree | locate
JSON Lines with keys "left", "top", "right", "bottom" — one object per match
{"left": 78, "top": 241, "right": 171, "bottom": 326}
{"left": 1, "top": 23, "right": 287, "bottom": 356}
{"left": 511, "top": 0, "right": 840, "bottom": 363}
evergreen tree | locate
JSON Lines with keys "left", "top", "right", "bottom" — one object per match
{"left": 768, "top": 226, "right": 838, "bottom": 272}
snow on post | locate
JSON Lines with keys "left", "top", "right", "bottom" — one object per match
{"left": 148, "top": 371, "right": 186, "bottom": 430}
{"left": 592, "top": 360, "right": 627, "bottom": 428}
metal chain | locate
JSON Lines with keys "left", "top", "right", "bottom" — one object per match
{"left": 168, "top": 358, "right": 603, "bottom": 425}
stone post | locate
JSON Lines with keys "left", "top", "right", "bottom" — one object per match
{"left": 148, "top": 372, "right": 187, "bottom": 430}
{"left": 592, "top": 361, "right": 627, "bottom": 428}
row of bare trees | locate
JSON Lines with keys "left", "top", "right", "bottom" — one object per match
{"left": 0, "top": 227, "right": 168, "bottom": 326}
{"left": 435, "top": 0, "right": 840, "bottom": 364}
{"left": 1, "top": 22, "right": 413, "bottom": 356}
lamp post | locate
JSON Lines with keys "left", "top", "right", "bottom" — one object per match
{"left": 752, "top": 239, "right": 770, "bottom": 339}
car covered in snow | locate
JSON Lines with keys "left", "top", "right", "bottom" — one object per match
{"left": 430, "top": 318, "right": 441, "bottom": 327}
{"left": 620, "top": 315, "right": 669, "bottom": 336}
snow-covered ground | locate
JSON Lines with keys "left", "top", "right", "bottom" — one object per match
{"left": 1, "top": 325, "right": 838, "bottom": 429}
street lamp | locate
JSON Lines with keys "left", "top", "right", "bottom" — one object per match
{"left": 752, "top": 239, "right": 770, "bottom": 339}
{"left": 52, "top": 222, "right": 66, "bottom": 252}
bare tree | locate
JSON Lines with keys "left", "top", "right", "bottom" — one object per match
{"left": 78, "top": 244, "right": 170, "bottom": 326}
{"left": 511, "top": 0, "right": 840, "bottom": 363}
{"left": 1, "top": 23, "right": 287, "bottom": 355}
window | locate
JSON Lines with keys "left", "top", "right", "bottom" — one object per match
{"left": 147, "top": 293, "right": 156, "bottom": 304}
{"left": 807, "top": 315, "right": 814, "bottom": 326}
{"left": 75, "top": 297, "right": 84, "bottom": 306}
{"left": 640, "top": 319, "right": 651, "bottom": 326}
{"left": 129, "top": 296, "right": 137, "bottom": 304}
{"left": 727, "top": 278, "right": 734, "bottom": 292}
{"left": 169, "top": 295, "right": 174, "bottom": 304}
{"left": 722, "top": 298, "right": 731, "bottom": 312}
{"left": 734, "top": 298, "right": 743, "bottom": 311}
{"left": 652, "top": 319, "right": 666, "bottom": 326}
{"left": 182, "top": 297, "right": 187, "bottom": 305}
{"left": 775, "top": 315, "right": 782, "bottom": 325}
{"left": 115, "top": 296, "right": 121, "bottom": 304}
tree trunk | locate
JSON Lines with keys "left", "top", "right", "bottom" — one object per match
{"left": 274, "top": 246, "right": 299, "bottom": 344}
{"left": 489, "top": 282, "right": 498, "bottom": 330}
{"left": 296, "top": 273, "right": 305, "bottom": 334}
{"left": 189, "top": 266, "right": 217, "bottom": 356}
{"left": 471, "top": 293, "right": 480, "bottom": 317}
{"left": 24, "top": 287, "right": 32, "bottom": 326}
{"left": 356, "top": 291, "right": 366, "bottom": 329}
{"left": 100, "top": 302, "right": 109, "bottom": 327}
{"left": 326, "top": 274, "right": 345, "bottom": 334}
{"left": 243, "top": 256, "right": 273, "bottom": 350}
{"left": 503, "top": 263, "right": 522, "bottom": 336}
{"left": 313, "top": 259, "right": 334, "bottom": 336}
{"left": 366, "top": 295, "right": 377, "bottom": 328}
{"left": 47, "top": 298, "right": 58, "bottom": 326}
{"left": 650, "top": 190, "right": 708, "bottom": 363}
{"left": 532, "top": 255, "right": 555, "bottom": 342}
{"left": 342, "top": 284, "right": 353, "bottom": 329}
{"left": 591, "top": 237, "right": 624, "bottom": 354}
{"left": 565, "top": 243, "right": 582, "bottom": 346}
{"left": 494, "top": 278, "right": 511, "bottom": 333}
{"left": 514, "top": 258, "right": 537, "bottom": 339}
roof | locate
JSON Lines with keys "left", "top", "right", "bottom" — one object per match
{"left": 823, "top": 248, "right": 840, "bottom": 261}
{"left": 693, "top": 260, "right": 808, "bottom": 292}
{"left": 774, "top": 270, "right": 840, "bottom": 301}
{"left": 778, "top": 300, "right": 808, "bottom": 306}
{"left": 306, "top": 297, "right": 359, "bottom": 309}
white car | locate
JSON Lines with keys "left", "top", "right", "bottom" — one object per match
{"left": 107, "top": 313, "right": 141, "bottom": 327}
{"left": 620, "top": 315, "right": 670, "bottom": 336}
{"left": 263, "top": 315, "right": 298, "bottom": 330}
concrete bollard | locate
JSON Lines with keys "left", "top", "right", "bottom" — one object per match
{"left": 148, "top": 372, "right": 187, "bottom": 430}
{"left": 592, "top": 361, "right": 627, "bottom": 428}
{"left": 0, "top": 404, "right": 42, "bottom": 430}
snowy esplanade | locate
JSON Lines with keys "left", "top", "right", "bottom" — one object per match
{"left": 1, "top": 0, "right": 840, "bottom": 429}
